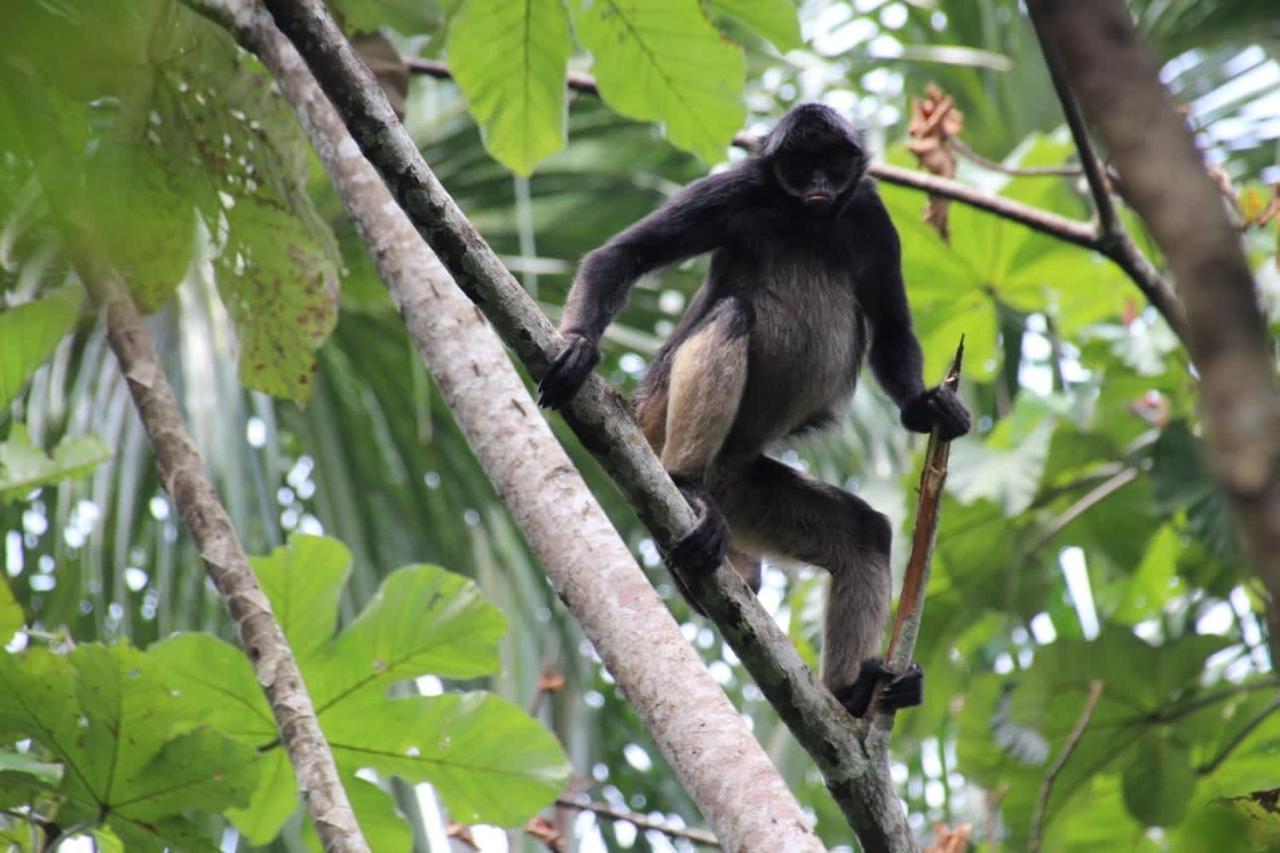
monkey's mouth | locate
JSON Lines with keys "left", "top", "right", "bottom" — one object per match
{"left": 803, "top": 192, "right": 833, "bottom": 207}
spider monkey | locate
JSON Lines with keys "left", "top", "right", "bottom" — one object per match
{"left": 538, "top": 103, "right": 970, "bottom": 717}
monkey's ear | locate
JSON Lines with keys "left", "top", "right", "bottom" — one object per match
{"left": 537, "top": 333, "right": 602, "bottom": 410}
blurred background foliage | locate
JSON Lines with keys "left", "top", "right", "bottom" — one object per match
{"left": 1, "top": 0, "right": 1279, "bottom": 849}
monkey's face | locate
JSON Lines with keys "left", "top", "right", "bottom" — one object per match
{"left": 772, "top": 144, "right": 864, "bottom": 212}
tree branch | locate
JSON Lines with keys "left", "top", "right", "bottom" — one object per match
{"left": 1033, "top": 0, "right": 1280, "bottom": 665}
{"left": 403, "top": 59, "right": 1186, "bottom": 340}
{"left": 1028, "top": 680, "right": 1103, "bottom": 852}
{"left": 1196, "top": 695, "right": 1280, "bottom": 776}
{"left": 555, "top": 798, "right": 720, "bottom": 848}
{"left": 2, "top": 63, "right": 368, "bottom": 853}
{"left": 190, "top": 1, "right": 825, "bottom": 850}
{"left": 866, "top": 341, "right": 963, "bottom": 751}
{"left": 251, "top": 0, "right": 916, "bottom": 849}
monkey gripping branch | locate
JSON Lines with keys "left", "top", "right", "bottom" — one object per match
{"left": 253, "top": 0, "right": 969, "bottom": 850}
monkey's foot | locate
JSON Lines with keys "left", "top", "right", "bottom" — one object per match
{"left": 666, "top": 476, "right": 730, "bottom": 578}
{"left": 832, "top": 658, "right": 924, "bottom": 718}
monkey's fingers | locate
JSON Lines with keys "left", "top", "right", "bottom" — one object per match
{"left": 667, "top": 506, "right": 730, "bottom": 577}
{"left": 537, "top": 337, "right": 601, "bottom": 410}
{"left": 665, "top": 478, "right": 730, "bottom": 577}
{"left": 930, "top": 388, "right": 971, "bottom": 441}
{"left": 878, "top": 662, "right": 924, "bottom": 712}
{"left": 832, "top": 657, "right": 894, "bottom": 718}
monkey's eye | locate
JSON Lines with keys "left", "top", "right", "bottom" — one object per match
{"left": 776, "top": 153, "right": 814, "bottom": 188}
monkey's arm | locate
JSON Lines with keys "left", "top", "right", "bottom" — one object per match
{"left": 538, "top": 171, "right": 747, "bottom": 409}
{"left": 856, "top": 193, "right": 971, "bottom": 441}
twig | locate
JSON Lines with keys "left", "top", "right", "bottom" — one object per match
{"left": 886, "top": 338, "right": 966, "bottom": 669}
{"left": 1196, "top": 694, "right": 1280, "bottom": 775}
{"left": 253, "top": 2, "right": 911, "bottom": 849}
{"left": 404, "top": 58, "right": 1187, "bottom": 345}
{"left": 4, "top": 67, "right": 368, "bottom": 853}
{"left": 1025, "top": 9, "right": 1119, "bottom": 237}
{"left": 949, "top": 137, "right": 1083, "bottom": 177}
{"left": 1024, "top": 466, "right": 1140, "bottom": 555}
{"left": 1027, "top": 679, "right": 1103, "bottom": 852}
{"left": 1152, "top": 678, "right": 1280, "bottom": 725}
{"left": 555, "top": 798, "right": 720, "bottom": 848}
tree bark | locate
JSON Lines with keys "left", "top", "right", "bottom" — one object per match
{"left": 225, "top": 0, "right": 925, "bottom": 848}
{"left": 192, "top": 2, "right": 826, "bottom": 850}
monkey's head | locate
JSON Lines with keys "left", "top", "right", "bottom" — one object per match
{"left": 759, "top": 103, "right": 866, "bottom": 213}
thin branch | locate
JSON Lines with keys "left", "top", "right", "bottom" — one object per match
{"left": 949, "top": 137, "right": 1084, "bottom": 177}
{"left": 253, "top": 1, "right": 914, "bottom": 849}
{"left": 1153, "top": 678, "right": 1280, "bottom": 726}
{"left": 886, "top": 340, "right": 966, "bottom": 670}
{"left": 1026, "top": 9, "right": 1120, "bottom": 236}
{"left": 1196, "top": 695, "right": 1280, "bottom": 776}
{"left": 404, "top": 57, "right": 1187, "bottom": 343}
{"left": 3, "top": 66, "right": 368, "bottom": 853}
{"left": 1025, "top": 466, "right": 1140, "bottom": 555}
{"left": 1028, "top": 680, "right": 1104, "bottom": 853}
{"left": 555, "top": 799, "right": 720, "bottom": 848}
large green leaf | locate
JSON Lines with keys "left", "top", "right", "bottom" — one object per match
{"left": 251, "top": 534, "right": 352, "bottom": 657}
{"left": 150, "top": 552, "right": 565, "bottom": 841}
{"left": 4, "top": 0, "right": 339, "bottom": 401}
{"left": 0, "top": 287, "right": 81, "bottom": 411}
{"left": 1122, "top": 731, "right": 1197, "bottom": 827}
{"left": 572, "top": 0, "right": 745, "bottom": 163}
{"left": 310, "top": 563, "right": 508, "bottom": 707}
{"left": 0, "top": 578, "right": 23, "bottom": 643}
{"left": 0, "top": 644, "right": 258, "bottom": 849}
{"left": 948, "top": 394, "right": 1057, "bottom": 514}
{"left": 448, "top": 0, "right": 572, "bottom": 175}
{"left": 0, "top": 425, "right": 111, "bottom": 503}
{"left": 325, "top": 692, "right": 571, "bottom": 825}
{"left": 704, "top": 0, "right": 802, "bottom": 50}
{"left": 301, "top": 776, "right": 414, "bottom": 852}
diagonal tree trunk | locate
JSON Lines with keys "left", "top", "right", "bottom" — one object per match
{"left": 188, "top": 1, "right": 828, "bottom": 850}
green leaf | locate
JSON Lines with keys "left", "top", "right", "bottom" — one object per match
{"left": 948, "top": 396, "right": 1056, "bottom": 514}
{"left": 0, "top": 577, "right": 23, "bottom": 642}
{"left": 704, "top": 0, "right": 802, "bottom": 50}
{"left": 325, "top": 692, "right": 571, "bottom": 825}
{"left": 156, "top": 558, "right": 565, "bottom": 839}
{"left": 0, "top": 644, "right": 257, "bottom": 833}
{"left": 0, "top": 748, "right": 62, "bottom": 786}
{"left": 0, "top": 425, "right": 112, "bottom": 503}
{"left": 251, "top": 534, "right": 352, "bottom": 657}
{"left": 301, "top": 776, "right": 413, "bottom": 852}
{"left": 330, "top": 0, "right": 446, "bottom": 34}
{"left": 1113, "top": 524, "right": 1182, "bottom": 623}
{"left": 1122, "top": 731, "right": 1196, "bottom": 826}
{"left": 226, "top": 750, "right": 298, "bottom": 845}
{"left": 311, "top": 564, "right": 507, "bottom": 707}
{"left": 148, "top": 633, "right": 275, "bottom": 742}
{"left": 448, "top": 0, "right": 572, "bottom": 175}
{"left": 572, "top": 0, "right": 745, "bottom": 164}
{"left": 0, "top": 287, "right": 81, "bottom": 411}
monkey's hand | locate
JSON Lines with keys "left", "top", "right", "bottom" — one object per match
{"left": 537, "top": 332, "right": 602, "bottom": 410}
{"left": 901, "top": 385, "right": 970, "bottom": 441}
{"left": 832, "top": 658, "right": 924, "bottom": 718}
{"left": 665, "top": 475, "right": 730, "bottom": 579}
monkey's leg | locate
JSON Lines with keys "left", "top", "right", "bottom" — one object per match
{"left": 716, "top": 457, "right": 921, "bottom": 718}
{"left": 658, "top": 298, "right": 750, "bottom": 577}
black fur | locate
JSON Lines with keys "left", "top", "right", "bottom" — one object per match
{"left": 540, "top": 104, "right": 968, "bottom": 716}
